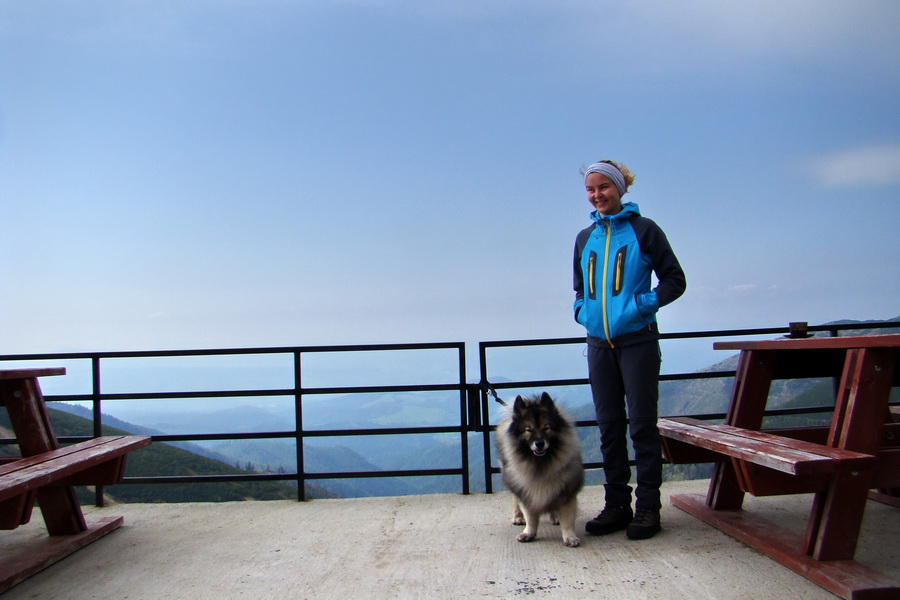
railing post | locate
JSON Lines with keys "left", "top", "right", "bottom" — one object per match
{"left": 479, "top": 342, "right": 494, "bottom": 494}
{"left": 458, "top": 343, "right": 470, "bottom": 495}
{"left": 294, "top": 351, "right": 305, "bottom": 501}
{"left": 92, "top": 356, "right": 106, "bottom": 507}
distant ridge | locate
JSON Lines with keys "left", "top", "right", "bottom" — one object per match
{"left": 48, "top": 402, "right": 232, "bottom": 463}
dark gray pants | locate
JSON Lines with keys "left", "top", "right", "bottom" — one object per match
{"left": 587, "top": 340, "right": 662, "bottom": 512}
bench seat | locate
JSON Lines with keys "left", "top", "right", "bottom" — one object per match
{"left": 0, "top": 436, "right": 151, "bottom": 529}
{"left": 659, "top": 417, "right": 875, "bottom": 476}
{"left": 662, "top": 417, "right": 897, "bottom": 498}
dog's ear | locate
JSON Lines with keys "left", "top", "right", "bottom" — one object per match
{"left": 513, "top": 395, "right": 527, "bottom": 412}
{"left": 539, "top": 392, "right": 554, "bottom": 407}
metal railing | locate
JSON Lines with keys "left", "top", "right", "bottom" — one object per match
{"left": 1, "top": 320, "right": 897, "bottom": 502}
{"left": 475, "top": 320, "right": 900, "bottom": 492}
{"left": 0, "top": 342, "right": 469, "bottom": 501}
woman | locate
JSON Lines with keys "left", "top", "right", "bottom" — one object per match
{"left": 572, "top": 160, "right": 686, "bottom": 540}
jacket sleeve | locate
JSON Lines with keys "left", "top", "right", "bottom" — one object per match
{"left": 572, "top": 231, "right": 587, "bottom": 322}
{"left": 634, "top": 218, "right": 686, "bottom": 309}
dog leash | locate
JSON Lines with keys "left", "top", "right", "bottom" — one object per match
{"left": 480, "top": 380, "right": 508, "bottom": 407}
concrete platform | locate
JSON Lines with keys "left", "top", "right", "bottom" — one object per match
{"left": 1, "top": 480, "right": 897, "bottom": 599}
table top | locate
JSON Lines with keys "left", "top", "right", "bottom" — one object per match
{"left": 714, "top": 334, "right": 900, "bottom": 352}
{"left": 0, "top": 368, "right": 66, "bottom": 381}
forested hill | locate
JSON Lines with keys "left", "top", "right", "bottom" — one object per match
{"left": 0, "top": 407, "right": 321, "bottom": 503}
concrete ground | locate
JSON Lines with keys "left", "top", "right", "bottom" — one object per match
{"left": 1, "top": 480, "right": 898, "bottom": 600}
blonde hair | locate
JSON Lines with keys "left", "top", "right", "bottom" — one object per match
{"left": 581, "top": 160, "right": 636, "bottom": 192}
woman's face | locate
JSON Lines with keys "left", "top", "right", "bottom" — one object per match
{"left": 585, "top": 172, "right": 622, "bottom": 216}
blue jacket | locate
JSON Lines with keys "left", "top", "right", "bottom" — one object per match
{"left": 573, "top": 202, "right": 686, "bottom": 346}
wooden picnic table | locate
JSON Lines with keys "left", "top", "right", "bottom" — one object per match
{"left": 0, "top": 368, "right": 150, "bottom": 593}
{"left": 659, "top": 334, "right": 900, "bottom": 600}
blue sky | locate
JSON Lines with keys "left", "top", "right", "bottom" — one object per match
{"left": 3, "top": 1, "right": 899, "bottom": 370}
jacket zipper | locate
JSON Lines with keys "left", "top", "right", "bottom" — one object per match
{"left": 601, "top": 221, "right": 614, "bottom": 347}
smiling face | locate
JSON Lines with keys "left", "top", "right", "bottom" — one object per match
{"left": 585, "top": 172, "right": 623, "bottom": 216}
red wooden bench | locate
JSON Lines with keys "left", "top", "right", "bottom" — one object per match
{"left": 662, "top": 337, "right": 900, "bottom": 600}
{"left": 659, "top": 417, "right": 879, "bottom": 496}
{"left": 0, "top": 435, "right": 150, "bottom": 592}
{"left": 0, "top": 436, "right": 151, "bottom": 529}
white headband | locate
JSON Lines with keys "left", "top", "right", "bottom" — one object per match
{"left": 584, "top": 162, "right": 627, "bottom": 196}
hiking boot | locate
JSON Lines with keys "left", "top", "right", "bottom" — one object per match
{"left": 585, "top": 505, "right": 633, "bottom": 536}
{"left": 626, "top": 509, "right": 661, "bottom": 540}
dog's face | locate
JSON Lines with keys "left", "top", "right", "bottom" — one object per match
{"left": 510, "top": 393, "right": 563, "bottom": 457}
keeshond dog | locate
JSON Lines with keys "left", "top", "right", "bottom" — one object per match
{"left": 495, "top": 392, "right": 584, "bottom": 547}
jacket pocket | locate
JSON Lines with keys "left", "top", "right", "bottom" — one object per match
{"left": 636, "top": 291, "right": 659, "bottom": 316}
{"left": 612, "top": 246, "right": 626, "bottom": 297}
{"left": 587, "top": 251, "right": 597, "bottom": 300}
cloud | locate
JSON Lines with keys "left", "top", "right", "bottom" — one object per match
{"left": 535, "top": 0, "right": 900, "bottom": 83}
{"left": 691, "top": 284, "right": 774, "bottom": 301}
{"left": 809, "top": 143, "right": 900, "bottom": 187}
{"left": 633, "top": 1, "right": 898, "bottom": 57}
{"left": 728, "top": 284, "right": 759, "bottom": 295}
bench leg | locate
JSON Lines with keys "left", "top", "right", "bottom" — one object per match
{"left": 2, "top": 376, "right": 90, "bottom": 535}
{"left": 0, "top": 493, "right": 35, "bottom": 529}
{"left": 707, "top": 350, "right": 775, "bottom": 510}
{"left": 36, "top": 486, "right": 88, "bottom": 535}
{"left": 806, "top": 346, "right": 896, "bottom": 560}
{"left": 805, "top": 471, "right": 873, "bottom": 560}
{"left": 706, "top": 460, "right": 745, "bottom": 510}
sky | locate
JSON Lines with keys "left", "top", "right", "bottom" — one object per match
{"left": 2, "top": 1, "right": 899, "bottom": 372}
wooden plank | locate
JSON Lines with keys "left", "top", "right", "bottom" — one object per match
{"left": 671, "top": 493, "right": 900, "bottom": 600}
{"left": 0, "top": 375, "right": 86, "bottom": 535}
{"left": 0, "top": 437, "right": 118, "bottom": 476}
{"left": 708, "top": 350, "right": 775, "bottom": 510}
{"left": 831, "top": 347, "right": 896, "bottom": 452}
{"left": 668, "top": 418, "right": 876, "bottom": 462}
{"left": 734, "top": 449, "right": 898, "bottom": 496}
{"left": 807, "top": 469, "right": 875, "bottom": 560}
{"left": 714, "top": 334, "right": 900, "bottom": 351}
{"left": 0, "top": 368, "right": 66, "bottom": 381}
{"left": 809, "top": 347, "right": 894, "bottom": 560}
{"left": 0, "top": 493, "right": 34, "bottom": 529}
{"left": 761, "top": 423, "right": 899, "bottom": 448}
{"left": 54, "top": 457, "right": 128, "bottom": 487}
{"left": 763, "top": 426, "right": 829, "bottom": 444}
{"left": 733, "top": 460, "right": 827, "bottom": 496}
{"left": 724, "top": 350, "right": 774, "bottom": 429}
{"left": 659, "top": 417, "right": 875, "bottom": 476}
{"left": 0, "top": 516, "right": 123, "bottom": 594}
{"left": 1, "top": 377, "right": 60, "bottom": 456}
{"left": 868, "top": 490, "right": 900, "bottom": 507}
{"left": 660, "top": 436, "right": 724, "bottom": 464}
{"left": 0, "top": 436, "right": 151, "bottom": 502}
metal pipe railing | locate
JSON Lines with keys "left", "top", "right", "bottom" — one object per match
{"left": 1, "top": 320, "right": 896, "bottom": 501}
{"left": 0, "top": 341, "right": 469, "bottom": 501}
{"left": 476, "top": 320, "right": 900, "bottom": 492}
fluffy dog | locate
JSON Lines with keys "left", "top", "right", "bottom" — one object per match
{"left": 495, "top": 392, "right": 584, "bottom": 547}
